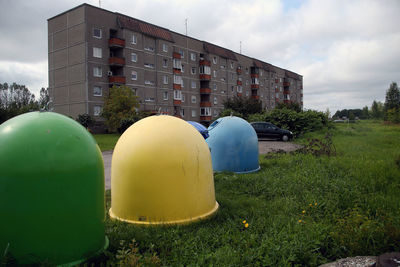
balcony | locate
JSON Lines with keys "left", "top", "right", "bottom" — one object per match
{"left": 173, "top": 100, "right": 182, "bottom": 105}
{"left": 173, "top": 84, "right": 182, "bottom": 90}
{"left": 251, "top": 95, "right": 260, "bottom": 100}
{"left": 108, "top": 57, "right": 125, "bottom": 66}
{"left": 283, "top": 82, "right": 290, "bottom": 87}
{"left": 199, "top": 74, "right": 211, "bottom": 81}
{"left": 237, "top": 93, "right": 242, "bottom": 97}
{"left": 173, "top": 68, "right": 182, "bottom": 74}
{"left": 275, "top": 79, "right": 279, "bottom": 83}
{"left": 199, "top": 59, "right": 211, "bottom": 66}
{"left": 109, "top": 38, "right": 125, "bottom": 48}
{"left": 109, "top": 76, "right": 126, "bottom": 84}
{"left": 251, "top": 84, "right": 259, "bottom": 89}
{"left": 250, "top": 73, "right": 259, "bottom": 78}
{"left": 283, "top": 100, "right": 290, "bottom": 104}
{"left": 237, "top": 68, "right": 242, "bottom": 75}
{"left": 237, "top": 80, "right": 242, "bottom": 86}
{"left": 200, "top": 116, "right": 212, "bottom": 121}
{"left": 200, "top": 102, "right": 212, "bottom": 107}
{"left": 200, "top": 88, "right": 211, "bottom": 94}
{"left": 173, "top": 52, "right": 181, "bottom": 59}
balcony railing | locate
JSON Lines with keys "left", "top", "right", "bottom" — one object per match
{"left": 237, "top": 80, "right": 242, "bottom": 86}
{"left": 200, "top": 102, "right": 212, "bottom": 107}
{"left": 251, "top": 84, "right": 259, "bottom": 89}
{"left": 109, "top": 57, "right": 125, "bottom": 66}
{"left": 109, "top": 76, "right": 126, "bottom": 84}
{"left": 237, "top": 93, "right": 242, "bottom": 97}
{"left": 250, "top": 73, "right": 259, "bottom": 78}
{"left": 199, "top": 60, "right": 211, "bottom": 66}
{"left": 237, "top": 68, "right": 242, "bottom": 75}
{"left": 251, "top": 95, "right": 260, "bottom": 100}
{"left": 283, "top": 82, "right": 290, "bottom": 87}
{"left": 173, "top": 84, "right": 182, "bottom": 90}
{"left": 109, "top": 38, "right": 125, "bottom": 48}
{"left": 173, "top": 100, "right": 182, "bottom": 105}
{"left": 200, "top": 88, "right": 211, "bottom": 94}
{"left": 173, "top": 68, "right": 182, "bottom": 74}
{"left": 200, "top": 116, "right": 212, "bottom": 121}
{"left": 199, "top": 74, "right": 211, "bottom": 80}
{"left": 173, "top": 52, "right": 181, "bottom": 59}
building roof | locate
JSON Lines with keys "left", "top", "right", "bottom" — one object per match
{"left": 117, "top": 16, "right": 175, "bottom": 43}
{"left": 203, "top": 42, "right": 237, "bottom": 61}
{"left": 285, "top": 70, "right": 302, "bottom": 80}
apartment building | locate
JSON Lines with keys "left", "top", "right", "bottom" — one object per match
{"left": 48, "top": 4, "right": 303, "bottom": 127}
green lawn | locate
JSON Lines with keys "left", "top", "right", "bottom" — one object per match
{"left": 96, "top": 121, "right": 400, "bottom": 266}
{"left": 92, "top": 134, "right": 120, "bottom": 151}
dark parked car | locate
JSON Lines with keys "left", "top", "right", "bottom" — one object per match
{"left": 250, "top": 122, "right": 293, "bottom": 141}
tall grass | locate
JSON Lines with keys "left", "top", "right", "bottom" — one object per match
{"left": 99, "top": 121, "right": 400, "bottom": 266}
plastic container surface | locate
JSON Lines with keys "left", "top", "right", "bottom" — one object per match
{"left": 110, "top": 115, "right": 218, "bottom": 225}
{"left": 0, "top": 112, "right": 108, "bottom": 266}
{"left": 206, "top": 116, "right": 260, "bottom": 173}
{"left": 187, "top": 121, "right": 209, "bottom": 139}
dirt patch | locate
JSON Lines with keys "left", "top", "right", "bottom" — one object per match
{"left": 258, "top": 140, "right": 302, "bottom": 154}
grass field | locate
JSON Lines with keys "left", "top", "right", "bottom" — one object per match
{"left": 93, "top": 134, "right": 120, "bottom": 151}
{"left": 95, "top": 121, "right": 400, "bottom": 266}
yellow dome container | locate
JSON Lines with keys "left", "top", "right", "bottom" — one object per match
{"left": 109, "top": 115, "right": 218, "bottom": 225}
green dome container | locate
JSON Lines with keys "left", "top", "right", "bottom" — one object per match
{"left": 0, "top": 112, "right": 108, "bottom": 265}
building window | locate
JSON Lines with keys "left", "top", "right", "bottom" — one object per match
{"left": 213, "top": 70, "right": 217, "bottom": 78}
{"left": 182, "top": 94, "right": 185, "bottom": 102}
{"left": 181, "top": 79, "right": 184, "bottom": 88}
{"left": 93, "top": 28, "right": 101, "bottom": 39}
{"left": 174, "top": 75, "right": 182, "bottom": 85}
{"left": 212, "top": 56, "right": 217, "bottom": 64}
{"left": 180, "top": 108, "right": 185, "bottom": 117}
{"left": 144, "top": 46, "right": 154, "bottom": 52}
{"left": 145, "top": 97, "right": 155, "bottom": 102}
{"left": 237, "top": 86, "right": 243, "bottom": 93}
{"left": 213, "top": 83, "right": 217, "bottom": 90}
{"left": 214, "top": 97, "right": 218, "bottom": 105}
{"left": 181, "top": 64, "right": 185, "bottom": 73}
{"left": 191, "top": 109, "right": 196, "bottom": 117}
{"left": 245, "top": 67, "right": 249, "bottom": 74}
{"left": 93, "top": 86, "right": 102, "bottom": 96}
{"left": 179, "top": 49, "right": 184, "bottom": 58}
{"left": 131, "top": 53, "right": 137, "bottom": 62}
{"left": 191, "top": 67, "right": 196, "bottom": 74}
{"left": 144, "top": 63, "right": 155, "bottom": 69}
{"left": 191, "top": 95, "right": 196, "bottom": 103}
{"left": 260, "top": 70, "right": 263, "bottom": 76}
{"left": 162, "top": 43, "right": 168, "bottom": 52}
{"left": 199, "top": 65, "right": 211, "bottom": 75}
{"left": 93, "top": 67, "right": 102, "bottom": 77}
{"left": 132, "top": 88, "right": 137, "bottom": 96}
{"left": 93, "top": 47, "right": 102, "bottom": 58}
{"left": 276, "top": 93, "right": 279, "bottom": 98}
{"left": 221, "top": 77, "right": 226, "bottom": 82}
{"left": 162, "top": 59, "right": 168, "bottom": 68}
{"left": 280, "top": 78, "right": 282, "bottom": 82}
{"left": 131, "top": 71, "right": 137, "bottom": 80}
{"left": 163, "top": 91, "right": 168, "bottom": 100}
{"left": 93, "top": 105, "right": 102, "bottom": 116}
{"left": 200, "top": 107, "right": 211, "bottom": 116}
{"left": 213, "top": 109, "right": 218, "bottom": 117}
{"left": 246, "top": 91, "right": 249, "bottom": 96}
{"left": 145, "top": 80, "right": 155, "bottom": 86}
{"left": 173, "top": 90, "right": 182, "bottom": 100}
{"left": 231, "top": 86, "right": 234, "bottom": 93}
{"left": 230, "top": 62, "right": 234, "bottom": 69}
{"left": 163, "top": 75, "right": 169, "bottom": 84}
{"left": 190, "top": 52, "right": 196, "bottom": 61}
{"left": 132, "top": 34, "right": 137, "bottom": 44}
{"left": 220, "top": 65, "right": 225, "bottom": 69}
{"left": 191, "top": 81, "right": 196, "bottom": 89}
{"left": 173, "top": 58, "right": 182, "bottom": 69}
{"left": 246, "top": 80, "right": 249, "bottom": 85}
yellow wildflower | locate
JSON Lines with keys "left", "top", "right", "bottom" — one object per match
{"left": 302, "top": 210, "right": 306, "bottom": 214}
{"left": 298, "top": 220, "right": 302, "bottom": 223}
{"left": 245, "top": 223, "right": 249, "bottom": 228}
{"left": 309, "top": 203, "right": 313, "bottom": 207}
{"left": 314, "top": 203, "right": 318, "bottom": 206}
{"left": 242, "top": 220, "right": 246, "bottom": 224}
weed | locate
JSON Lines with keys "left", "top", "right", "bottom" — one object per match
{"left": 298, "top": 132, "right": 336, "bottom": 156}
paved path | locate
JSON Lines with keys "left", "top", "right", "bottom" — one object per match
{"left": 102, "top": 141, "right": 302, "bottom": 190}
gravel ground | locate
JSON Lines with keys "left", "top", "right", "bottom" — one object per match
{"left": 258, "top": 140, "right": 303, "bottom": 154}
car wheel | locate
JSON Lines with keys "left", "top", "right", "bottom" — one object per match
{"left": 282, "top": 135, "right": 289, "bottom": 142}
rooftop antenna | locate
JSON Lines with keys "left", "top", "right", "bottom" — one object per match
{"left": 185, "top": 18, "right": 188, "bottom": 36}
{"left": 99, "top": 0, "right": 101, "bottom": 7}
{"left": 240, "top": 41, "right": 242, "bottom": 54}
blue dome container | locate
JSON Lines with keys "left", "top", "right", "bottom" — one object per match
{"left": 206, "top": 116, "right": 260, "bottom": 173}
{"left": 187, "top": 121, "right": 209, "bottom": 139}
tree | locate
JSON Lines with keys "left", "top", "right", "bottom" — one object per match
{"left": 76, "top": 114, "right": 94, "bottom": 129}
{"left": 371, "top": 100, "right": 384, "bottom": 119}
{"left": 275, "top": 102, "right": 302, "bottom": 112}
{"left": 38, "top": 87, "right": 50, "bottom": 110}
{"left": 362, "top": 106, "right": 369, "bottom": 119}
{"left": 384, "top": 82, "right": 400, "bottom": 122}
{"left": 222, "top": 96, "right": 262, "bottom": 119}
{"left": 101, "top": 85, "right": 139, "bottom": 132}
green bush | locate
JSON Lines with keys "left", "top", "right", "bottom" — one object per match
{"left": 247, "top": 112, "right": 267, "bottom": 122}
{"left": 264, "top": 108, "right": 329, "bottom": 136}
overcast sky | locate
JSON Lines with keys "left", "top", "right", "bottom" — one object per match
{"left": 0, "top": 0, "right": 399, "bottom": 113}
